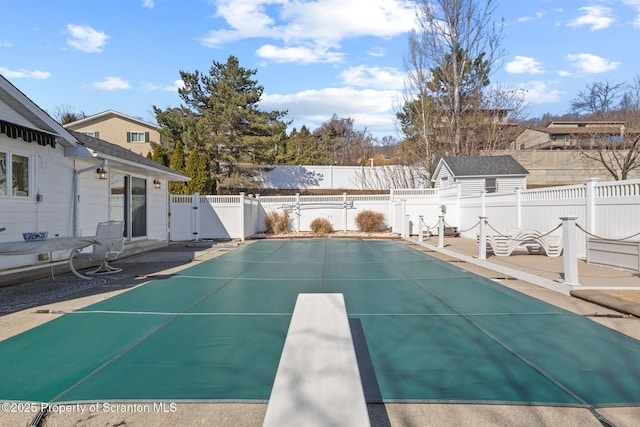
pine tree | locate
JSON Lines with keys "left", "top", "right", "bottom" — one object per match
{"left": 168, "top": 141, "right": 187, "bottom": 194}
{"left": 154, "top": 55, "right": 290, "bottom": 194}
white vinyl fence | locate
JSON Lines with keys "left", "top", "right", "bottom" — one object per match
{"left": 170, "top": 193, "right": 261, "bottom": 241}
{"left": 169, "top": 178, "right": 640, "bottom": 260}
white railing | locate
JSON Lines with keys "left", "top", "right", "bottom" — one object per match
{"left": 169, "top": 179, "right": 640, "bottom": 260}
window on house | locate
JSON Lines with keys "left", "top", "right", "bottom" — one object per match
{"left": 0, "top": 152, "right": 6, "bottom": 196}
{"left": 127, "top": 132, "right": 149, "bottom": 143}
{"left": 12, "top": 154, "right": 29, "bottom": 197}
{"left": 81, "top": 131, "right": 99, "bottom": 138}
{"left": 0, "top": 151, "right": 30, "bottom": 198}
{"left": 485, "top": 178, "right": 497, "bottom": 193}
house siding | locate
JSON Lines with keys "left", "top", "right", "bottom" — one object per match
{"left": 497, "top": 177, "right": 526, "bottom": 193}
{"left": 65, "top": 114, "right": 162, "bottom": 157}
{"left": 0, "top": 134, "right": 76, "bottom": 268}
{"left": 433, "top": 165, "right": 455, "bottom": 189}
{"left": 460, "top": 179, "right": 486, "bottom": 196}
{"left": 147, "top": 180, "right": 169, "bottom": 241}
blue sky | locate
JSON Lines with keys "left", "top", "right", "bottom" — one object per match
{"left": 2, "top": 0, "right": 640, "bottom": 140}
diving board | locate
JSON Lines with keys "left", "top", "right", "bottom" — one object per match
{"left": 263, "top": 293, "right": 370, "bottom": 427}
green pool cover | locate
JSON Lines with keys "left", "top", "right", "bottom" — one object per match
{"left": 0, "top": 239, "right": 639, "bottom": 408}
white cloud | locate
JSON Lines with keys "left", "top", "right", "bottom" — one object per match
{"left": 567, "top": 53, "right": 620, "bottom": 73}
{"left": 568, "top": 6, "right": 614, "bottom": 31}
{"left": 505, "top": 56, "right": 544, "bottom": 74}
{"left": 633, "top": 7, "right": 640, "bottom": 28}
{"left": 521, "top": 81, "right": 563, "bottom": 104}
{"left": 256, "top": 44, "right": 344, "bottom": 63}
{"left": 66, "top": 24, "right": 109, "bottom": 53}
{"left": 0, "top": 67, "right": 50, "bottom": 79}
{"left": 368, "top": 47, "right": 386, "bottom": 58}
{"left": 142, "top": 0, "right": 154, "bottom": 8}
{"left": 0, "top": 40, "right": 11, "bottom": 48}
{"left": 340, "top": 66, "right": 405, "bottom": 90}
{"left": 92, "top": 76, "right": 130, "bottom": 90}
{"left": 201, "top": 0, "right": 415, "bottom": 63}
{"left": 517, "top": 10, "right": 547, "bottom": 23}
{"left": 144, "top": 79, "right": 184, "bottom": 92}
{"left": 261, "top": 86, "right": 401, "bottom": 133}
{"left": 621, "top": 1, "right": 640, "bottom": 27}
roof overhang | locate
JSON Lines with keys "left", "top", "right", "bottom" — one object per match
{"left": 76, "top": 148, "right": 189, "bottom": 181}
{"left": 0, "top": 76, "right": 77, "bottom": 148}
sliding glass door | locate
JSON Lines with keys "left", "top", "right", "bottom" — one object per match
{"left": 110, "top": 174, "right": 147, "bottom": 239}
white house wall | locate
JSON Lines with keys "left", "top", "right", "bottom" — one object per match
{"left": 0, "top": 135, "right": 76, "bottom": 268}
{"left": 146, "top": 178, "right": 170, "bottom": 242}
{"left": 497, "top": 177, "right": 526, "bottom": 193}
{"left": 460, "top": 179, "right": 486, "bottom": 197}
{"left": 76, "top": 165, "right": 170, "bottom": 242}
{"left": 433, "top": 165, "right": 454, "bottom": 189}
{"left": 76, "top": 159, "right": 111, "bottom": 236}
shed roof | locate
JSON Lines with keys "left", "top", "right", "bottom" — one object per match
{"left": 439, "top": 155, "right": 529, "bottom": 178}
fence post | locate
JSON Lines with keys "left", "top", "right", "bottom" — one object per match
{"left": 401, "top": 199, "right": 407, "bottom": 237}
{"left": 438, "top": 215, "right": 445, "bottom": 248}
{"left": 295, "top": 193, "right": 301, "bottom": 233}
{"left": 343, "top": 192, "right": 348, "bottom": 232}
{"left": 389, "top": 188, "right": 395, "bottom": 231}
{"left": 239, "top": 192, "right": 246, "bottom": 241}
{"left": 478, "top": 216, "right": 487, "bottom": 260}
{"left": 585, "top": 178, "right": 600, "bottom": 238}
{"left": 418, "top": 215, "right": 424, "bottom": 242}
{"left": 255, "top": 194, "right": 261, "bottom": 234}
{"left": 561, "top": 216, "right": 579, "bottom": 286}
{"left": 516, "top": 188, "right": 522, "bottom": 230}
{"left": 192, "top": 192, "right": 200, "bottom": 241}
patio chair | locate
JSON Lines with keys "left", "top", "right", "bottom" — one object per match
{"left": 69, "top": 221, "right": 125, "bottom": 279}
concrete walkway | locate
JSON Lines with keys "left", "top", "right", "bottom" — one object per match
{"left": 407, "top": 235, "right": 640, "bottom": 317}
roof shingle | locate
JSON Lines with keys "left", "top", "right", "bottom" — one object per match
{"left": 442, "top": 155, "right": 529, "bottom": 177}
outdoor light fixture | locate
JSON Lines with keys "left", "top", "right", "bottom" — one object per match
{"left": 153, "top": 178, "right": 161, "bottom": 189}
{"left": 96, "top": 167, "right": 108, "bottom": 180}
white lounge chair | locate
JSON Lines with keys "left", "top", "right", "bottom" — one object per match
{"left": 70, "top": 221, "right": 125, "bottom": 279}
{"left": 480, "top": 228, "right": 563, "bottom": 258}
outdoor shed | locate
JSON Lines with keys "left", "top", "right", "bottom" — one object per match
{"left": 431, "top": 155, "right": 528, "bottom": 195}
{"left": 0, "top": 75, "right": 188, "bottom": 272}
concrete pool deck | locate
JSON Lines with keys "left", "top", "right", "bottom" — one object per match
{"left": 1, "top": 237, "right": 639, "bottom": 427}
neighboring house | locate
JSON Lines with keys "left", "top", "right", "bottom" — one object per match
{"left": 64, "top": 110, "right": 164, "bottom": 157}
{"left": 514, "top": 121, "right": 628, "bottom": 150}
{"left": 431, "top": 155, "right": 528, "bottom": 195}
{"left": 0, "top": 75, "right": 188, "bottom": 271}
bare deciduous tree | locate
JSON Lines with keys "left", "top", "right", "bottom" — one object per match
{"left": 574, "top": 77, "right": 640, "bottom": 180}
{"left": 570, "top": 81, "right": 625, "bottom": 118}
{"left": 400, "top": 0, "right": 520, "bottom": 180}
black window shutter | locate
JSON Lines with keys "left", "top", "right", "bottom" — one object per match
{"left": 95, "top": 132, "right": 100, "bottom": 139}
{"left": 145, "top": 132, "right": 150, "bottom": 142}
{"left": 126, "top": 132, "right": 131, "bottom": 142}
